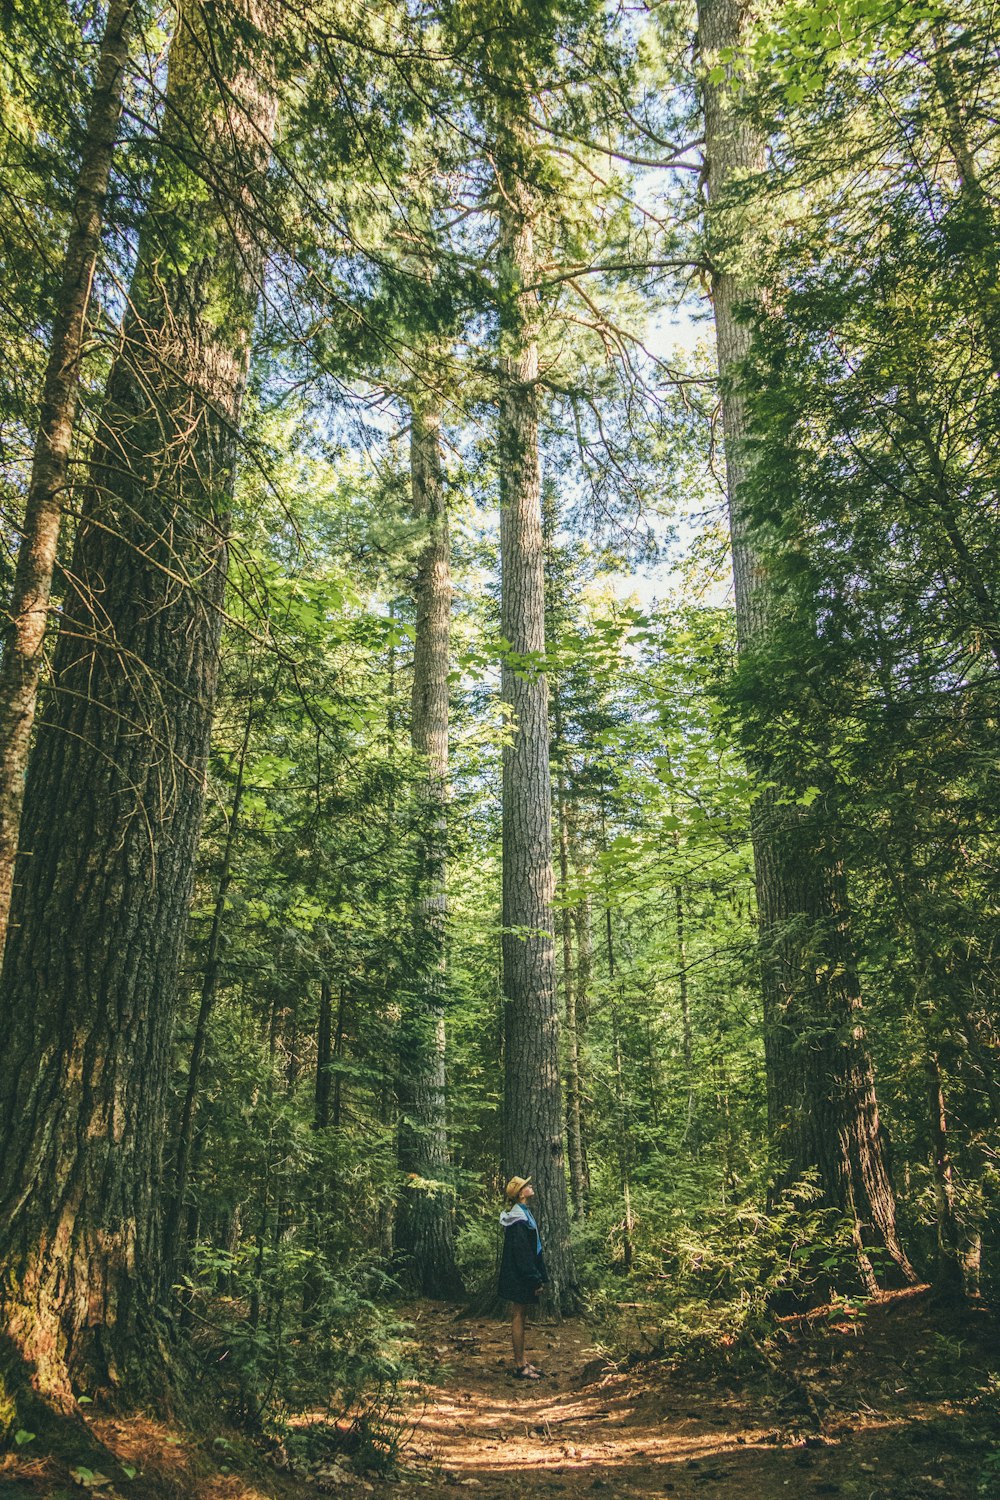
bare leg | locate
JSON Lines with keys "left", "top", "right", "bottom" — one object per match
{"left": 512, "top": 1302, "right": 527, "bottom": 1367}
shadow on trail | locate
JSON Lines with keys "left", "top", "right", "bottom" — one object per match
{"left": 400, "top": 1298, "right": 995, "bottom": 1500}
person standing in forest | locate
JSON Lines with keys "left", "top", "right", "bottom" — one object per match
{"left": 498, "top": 1175, "right": 549, "bottom": 1378}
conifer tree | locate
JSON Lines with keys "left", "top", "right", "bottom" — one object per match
{"left": 488, "top": 76, "right": 578, "bottom": 1310}
{"left": 0, "top": 0, "right": 279, "bottom": 1413}
{"left": 697, "top": 0, "right": 912, "bottom": 1287}
{"left": 395, "top": 393, "right": 464, "bottom": 1296}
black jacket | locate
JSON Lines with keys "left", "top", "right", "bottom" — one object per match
{"left": 498, "top": 1212, "right": 549, "bottom": 1303}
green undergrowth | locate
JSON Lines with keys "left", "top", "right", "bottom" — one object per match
{"left": 179, "top": 1240, "right": 421, "bottom": 1475}
{"left": 971, "top": 1373, "right": 1000, "bottom": 1498}
{"left": 585, "top": 1177, "right": 866, "bottom": 1367}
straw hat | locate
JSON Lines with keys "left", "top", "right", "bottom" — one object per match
{"left": 504, "top": 1174, "right": 532, "bottom": 1202}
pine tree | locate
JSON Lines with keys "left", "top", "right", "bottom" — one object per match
{"left": 395, "top": 395, "right": 464, "bottom": 1297}
{"left": 697, "top": 0, "right": 913, "bottom": 1288}
{"left": 0, "top": 0, "right": 279, "bottom": 1414}
{"left": 493, "top": 96, "right": 577, "bottom": 1310}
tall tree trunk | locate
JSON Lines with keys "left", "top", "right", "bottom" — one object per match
{"left": 495, "top": 127, "right": 576, "bottom": 1312}
{"left": 0, "top": 0, "right": 278, "bottom": 1417}
{"left": 697, "top": 0, "right": 912, "bottom": 1289}
{"left": 395, "top": 399, "right": 464, "bottom": 1299}
{"left": 0, "top": 0, "right": 135, "bottom": 951}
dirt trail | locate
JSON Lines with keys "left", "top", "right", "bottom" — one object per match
{"left": 405, "top": 1305, "right": 746, "bottom": 1498}
{"left": 400, "top": 1297, "right": 994, "bottom": 1500}
{"left": 0, "top": 1291, "right": 994, "bottom": 1497}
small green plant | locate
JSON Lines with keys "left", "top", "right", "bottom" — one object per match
{"left": 69, "top": 1467, "right": 113, "bottom": 1489}
{"left": 929, "top": 1332, "right": 966, "bottom": 1366}
{"left": 978, "top": 1446, "right": 1000, "bottom": 1499}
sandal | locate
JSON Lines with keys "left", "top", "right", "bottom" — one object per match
{"left": 513, "top": 1364, "right": 541, "bottom": 1380}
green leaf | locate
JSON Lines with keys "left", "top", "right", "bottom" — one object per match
{"left": 69, "top": 1468, "right": 102, "bottom": 1488}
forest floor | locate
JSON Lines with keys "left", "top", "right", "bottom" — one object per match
{"left": 1, "top": 1287, "right": 997, "bottom": 1499}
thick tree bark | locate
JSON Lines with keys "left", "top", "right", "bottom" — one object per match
{"left": 0, "top": 0, "right": 135, "bottom": 952}
{"left": 395, "top": 400, "right": 464, "bottom": 1299}
{"left": 698, "top": 0, "right": 912, "bottom": 1289}
{"left": 0, "top": 0, "right": 278, "bottom": 1418}
{"left": 495, "top": 126, "right": 576, "bottom": 1312}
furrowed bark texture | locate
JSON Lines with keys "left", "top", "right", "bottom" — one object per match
{"left": 0, "top": 0, "right": 135, "bottom": 952}
{"left": 0, "top": 0, "right": 278, "bottom": 1413}
{"left": 496, "top": 133, "right": 576, "bottom": 1312}
{"left": 395, "top": 401, "right": 464, "bottom": 1298}
{"left": 698, "top": 0, "right": 912, "bottom": 1287}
